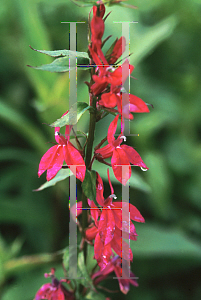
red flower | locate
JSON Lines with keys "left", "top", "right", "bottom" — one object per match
{"left": 35, "top": 282, "right": 64, "bottom": 300}
{"left": 109, "top": 36, "right": 126, "bottom": 65}
{"left": 91, "top": 5, "right": 105, "bottom": 47}
{"left": 92, "top": 255, "right": 138, "bottom": 295}
{"left": 34, "top": 269, "right": 74, "bottom": 300}
{"left": 90, "top": 4, "right": 108, "bottom": 65}
{"left": 38, "top": 111, "right": 86, "bottom": 182}
{"left": 95, "top": 114, "right": 148, "bottom": 185}
{"left": 99, "top": 91, "right": 149, "bottom": 119}
{"left": 84, "top": 170, "right": 144, "bottom": 270}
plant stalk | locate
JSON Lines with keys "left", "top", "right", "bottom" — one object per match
{"left": 82, "top": 95, "right": 97, "bottom": 263}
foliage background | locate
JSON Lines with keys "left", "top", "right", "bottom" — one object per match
{"left": 0, "top": 0, "right": 201, "bottom": 299}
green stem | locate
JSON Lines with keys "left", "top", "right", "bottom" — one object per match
{"left": 82, "top": 96, "right": 97, "bottom": 263}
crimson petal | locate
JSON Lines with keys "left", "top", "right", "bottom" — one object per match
{"left": 121, "top": 144, "right": 149, "bottom": 170}
{"left": 99, "top": 209, "right": 115, "bottom": 245}
{"left": 64, "top": 142, "right": 86, "bottom": 182}
{"left": 111, "top": 147, "right": 131, "bottom": 185}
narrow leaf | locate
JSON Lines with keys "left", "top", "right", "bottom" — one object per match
{"left": 34, "top": 168, "right": 73, "bottom": 191}
{"left": 28, "top": 56, "right": 90, "bottom": 73}
{"left": 82, "top": 170, "right": 97, "bottom": 205}
{"left": 29, "top": 46, "right": 89, "bottom": 59}
{"left": 50, "top": 102, "right": 91, "bottom": 127}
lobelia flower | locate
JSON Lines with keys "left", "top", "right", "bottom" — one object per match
{"left": 99, "top": 91, "right": 150, "bottom": 120}
{"left": 89, "top": 31, "right": 150, "bottom": 119}
{"left": 108, "top": 36, "right": 126, "bottom": 65}
{"left": 82, "top": 170, "right": 144, "bottom": 270}
{"left": 38, "top": 111, "right": 86, "bottom": 182}
{"left": 95, "top": 114, "right": 148, "bottom": 185}
{"left": 90, "top": 4, "right": 108, "bottom": 65}
{"left": 98, "top": 59, "right": 149, "bottom": 119}
{"left": 92, "top": 255, "right": 138, "bottom": 295}
{"left": 34, "top": 269, "right": 74, "bottom": 300}
{"left": 89, "top": 45, "right": 133, "bottom": 96}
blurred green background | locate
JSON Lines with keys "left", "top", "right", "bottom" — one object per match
{"left": 0, "top": 0, "right": 201, "bottom": 299}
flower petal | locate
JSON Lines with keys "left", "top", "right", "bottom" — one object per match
{"left": 121, "top": 144, "right": 149, "bottom": 170}
{"left": 99, "top": 209, "right": 115, "bottom": 245}
{"left": 96, "top": 172, "right": 104, "bottom": 206}
{"left": 64, "top": 142, "right": 86, "bottom": 182}
{"left": 99, "top": 92, "right": 117, "bottom": 108}
{"left": 46, "top": 146, "right": 64, "bottom": 181}
{"left": 95, "top": 143, "right": 113, "bottom": 159}
{"left": 111, "top": 230, "right": 133, "bottom": 261}
{"left": 38, "top": 145, "right": 58, "bottom": 177}
{"left": 129, "top": 94, "right": 150, "bottom": 113}
{"left": 85, "top": 225, "right": 98, "bottom": 241}
{"left": 113, "top": 202, "right": 145, "bottom": 223}
{"left": 94, "top": 233, "right": 112, "bottom": 270}
{"left": 107, "top": 115, "right": 119, "bottom": 145}
{"left": 109, "top": 36, "right": 126, "bottom": 65}
{"left": 111, "top": 147, "right": 131, "bottom": 185}
{"left": 38, "top": 145, "right": 64, "bottom": 181}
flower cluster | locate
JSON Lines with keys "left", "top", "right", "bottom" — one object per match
{"left": 36, "top": 2, "right": 150, "bottom": 298}
{"left": 38, "top": 111, "right": 86, "bottom": 182}
{"left": 78, "top": 169, "right": 144, "bottom": 272}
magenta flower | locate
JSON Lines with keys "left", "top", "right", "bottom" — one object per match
{"left": 38, "top": 111, "right": 86, "bottom": 182}
{"left": 35, "top": 282, "right": 64, "bottom": 300}
{"left": 81, "top": 170, "right": 144, "bottom": 270}
{"left": 95, "top": 114, "right": 148, "bottom": 185}
{"left": 92, "top": 255, "right": 138, "bottom": 295}
{"left": 108, "top": 36, "right": 126, "bottom": 65}
{"left": 99, "top": 92, "right": 150, "bottom": 120}
{"left": 34, "top": 269, "right": 74, "bottom": 300}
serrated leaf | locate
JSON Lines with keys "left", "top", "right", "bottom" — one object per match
{"left": 34, "top": 168, "right": 73, "bottom": 191}
{"left": 82, "top": 170, "right": 98, "bottom": 205}
{"left": 28, "top": 56, "right": 90, "bottom": 72}
{"left": 29, "top": 47, "right": 89, "bottom": 59}
{"left": 50, "top": 102, "right": 91, "bottom": 127}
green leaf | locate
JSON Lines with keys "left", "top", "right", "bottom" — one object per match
{"left": 105, "top": 37, "right": 118, "bottom": 58}
{"left": 4, "top": 252, "right": 62, "bottom": 277}
{"left": 82, "top": 170, "right": 97, "bottom": 204}
{"left": 84, "top": 291, "right": 106, "bottom": 300}
{"left": 131, "top": 223, "right": 201, "bottom": 258}
{"left": 131, "top": 15, "right": 178, "bottom": 65}
{"left": 28, "top": 56, "right": 90, "bottom": 72}
{"left": 50, "top": 102, "right": 91, "bottom": 127}
{"left": 63, "top": 248, "right": 95, "bottom": 290}
{"left": 0, "top": 99, "right": 47, "bottom": 154}
{"left": 34, "top": 168, "right": 73, "bottom": 191}
{"left": 29, "top": 47, "right": 89, "bottom": 59}
{"left": 78, "top": 252, "right": 94, "bottom": 290}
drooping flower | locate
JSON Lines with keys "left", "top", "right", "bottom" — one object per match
{"left": 90, "top": 4, "right": 108, "bottom": 65}
{"left": 78, "top": 170, "right": 144, "bottom": 270}
{"left": 34, "top": 269, "right": 74, "bottom": 300}
{"left": 108, "top": 36, "right": 126, "bottom": 65}
{"left": 38, "top": 111, "right": 86, "bottom": 182}
{"left": 92, "top": 255, "right": 138, "bottom": 295}
{"left": 99, "top": 91, "right": 150, "bottom": 119}
{"left": 95, "top": 114, "right": 148, "bottom": 185}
